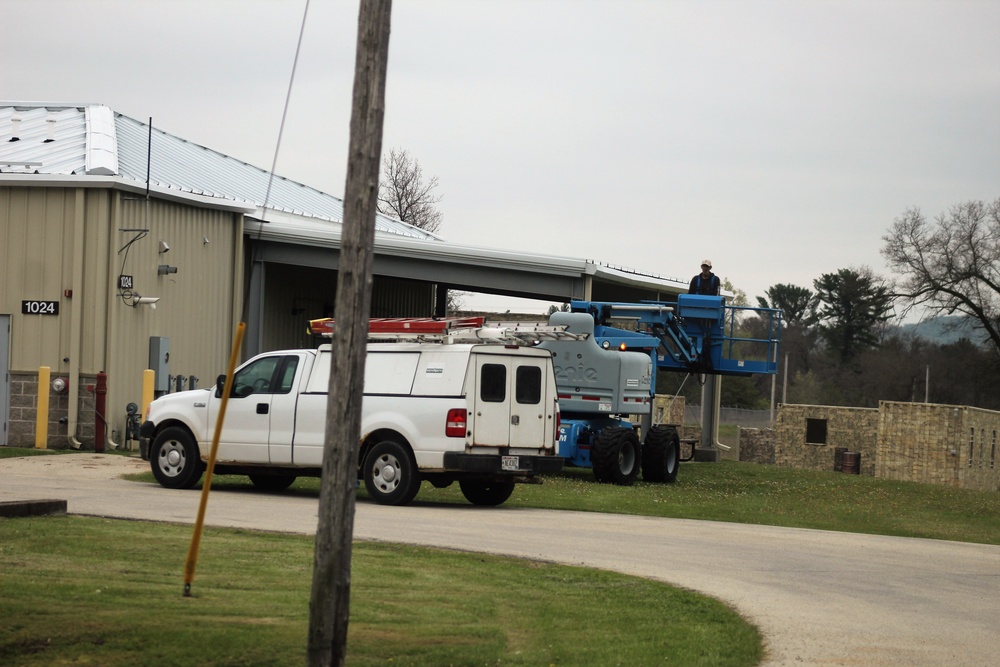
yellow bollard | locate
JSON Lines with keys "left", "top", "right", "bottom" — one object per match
{"left": 36, "top": 366, "right": 50, "bottom": 449}
{"left": 142, "top": 369, "right": 155, "bottom": 421}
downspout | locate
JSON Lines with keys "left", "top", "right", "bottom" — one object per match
{"left": 698, "top": 374, "right": 729, "bottom": 457}
{"left": 708, "top": 376, "right": 729, "bottom": 451}
{"left": 105, "top": 191, "right": 124, "bottom": 450}
{"left": 66, "top": 189, "right": 86, "bottom": 449}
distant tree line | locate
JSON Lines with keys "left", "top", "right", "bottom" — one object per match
{"left": 660, "top": 198, "right": 1000, "bottom": 412}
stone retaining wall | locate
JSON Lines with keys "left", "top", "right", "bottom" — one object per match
{"left": 651, "top": 395, "right": 685, "bottom": 426}
{"left": 774, "top": 404, "right": 878, "bottom": 476}
{"left": 878, "top": 401, "right": 999, "bottom": 492}
{"left": 739, "top": 427, "right": 776, "bottom": 464}
{"left": 747, "top": 401, "right": 999, "bottom": 492}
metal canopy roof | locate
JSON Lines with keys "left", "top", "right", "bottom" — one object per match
{"left": 1, "top": 102, "right": 688, "bottom": 302}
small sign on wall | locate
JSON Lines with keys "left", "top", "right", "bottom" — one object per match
{"left": 22, "top": 300, "right": 59, "bottom": 315}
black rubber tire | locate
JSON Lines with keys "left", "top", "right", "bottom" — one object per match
{"left": 363, "top": 440, "right": 421, "bottom": 506}
{"left": 642, "top": 425, "right": 680, "bottom": 483}
{"left": 150, "top": 426, "right": 205, "bottom": 489}
{"left": 248, "top": 473, "right": 297, "bottom": 492}
{"left": 591, "top": 426, "right": 641, "bottom": 486}
{"left": 458, "top": 479, "right": 516, "bottom": 506}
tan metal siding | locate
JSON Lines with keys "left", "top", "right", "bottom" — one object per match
{"left": 371, "top": 276, "right": 434, "bottom": 318}
{"left": 257, "top": 266, "right": 434, "bottom": 352}
{"left": 0, "top": 187, "right": 77, "bottom": 371}
{"left": 0, "top": 186, "right": 244, "bottom": 447}
{"left": 107, "top": 195, "right": 243, "bottom": 400}
{"left": 261, "top": 264, "right": 335, "bottom": 352}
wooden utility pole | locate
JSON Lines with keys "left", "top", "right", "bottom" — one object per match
{"left": 307, "top": 2, "right": 392, "bottom": 665}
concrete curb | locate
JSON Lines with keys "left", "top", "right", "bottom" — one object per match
{"left": 0, "top": 499, "right": 68, "bottom": 518}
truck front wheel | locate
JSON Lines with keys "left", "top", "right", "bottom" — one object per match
{"left": 459, "top": 479, "right": 515, "bottom": 506}
{"left": 151, "top": 427, "right": 205, "bottom": 489}
{"left": 592, "top": 426, "right": 641, "bottom": 486}
{"left": 363, "top": 440, "right": 421, "bottom": 506}
{"left": 642, "top": 425, "right": 680, "bottom": 483}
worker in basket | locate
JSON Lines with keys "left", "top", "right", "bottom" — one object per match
{"left": 689, "top": 259, "right": 721, "bottom": 296}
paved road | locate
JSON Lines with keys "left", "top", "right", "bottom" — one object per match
{"left": 2, "top": 453, "right": 998, "bottom": 666}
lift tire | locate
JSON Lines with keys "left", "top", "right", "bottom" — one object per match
{"left": 459, "top": 479, "right": 516, "bottom": 506}
{"left": 363, "top": 439, "right": 421, "bottom": 506}
{"left": 248, "top": 473, "right": 297, "bottom": 492}
{"left": 591, "top": 426, "right": 641, "bottom": 486}
{"left": 642, "top": 425, "right": 680, "bottom": 483}
{"left": 150, "top": 427, "right": 205, "bottom": 489}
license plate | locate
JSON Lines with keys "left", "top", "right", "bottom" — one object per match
{"left": 501, "top": 455, "right": 520, "bottom": 471}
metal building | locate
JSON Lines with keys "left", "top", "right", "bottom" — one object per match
{"left": 0, "top": 102, "right": 688, "bottom": 450}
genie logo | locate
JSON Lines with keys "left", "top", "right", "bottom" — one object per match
{"left": 553, "top": 363, "right": 598, "bottom": 384}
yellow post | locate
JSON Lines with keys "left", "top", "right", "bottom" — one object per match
{"left": 142, "top": 369, "right": 155, "bottom": 420}
{"left": 183, "top": 322, "right": 245, "bottom": 597}
{"left": 35, "top": 367, "right": 50, "bottom": 449}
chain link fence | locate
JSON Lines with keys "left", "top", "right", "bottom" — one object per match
{"left": 685, "top": 406, "right": 773, "bottom": 429}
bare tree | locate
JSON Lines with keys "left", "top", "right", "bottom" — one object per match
{"left": 882, "top": 199, "right": 1000, "bottom": 356}
{"left": 377, "top": 148, "right": 443, "bottom": 234}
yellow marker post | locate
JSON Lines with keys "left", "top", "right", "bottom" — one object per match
{"left": 142, "top": 369, "right": 155, "bottom": 421}
{"left": 35, "top": 366, "right": 50, "bottom": 449}
{"left": 183, "top": 322, "right": 245, "bottom": 597}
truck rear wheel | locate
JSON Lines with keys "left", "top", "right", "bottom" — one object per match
{"left": 459, "top": 479, "right": 516, "bottom": 506}
{"left": 592, "top": 426, "right": 641, "bottom": 486}
{"left": 642, "top": 425, "right": 680, "bottom": 483}
{"left": 363, "top": 440, "right": 421, "bottom": 506}
{"left": 151, "top": 427, "right": 205, "bottom": 489}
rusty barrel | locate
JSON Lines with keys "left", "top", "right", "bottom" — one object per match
{"left": 841, "top": 451, "right": 861, "bottom": 474}
{"left": 834, "top": 447, "right": 848, "bottom": 472}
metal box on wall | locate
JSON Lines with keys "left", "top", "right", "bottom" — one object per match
{"left": 149, "top": 337, "right": 170, "bottom": 393}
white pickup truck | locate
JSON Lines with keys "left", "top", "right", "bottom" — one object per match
{"left": 139, "top": 337, "right": 564, "bottom": 506}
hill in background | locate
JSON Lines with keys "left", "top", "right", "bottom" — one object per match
{"left": 896, "top": 315, "right": 987, "bottom": 345}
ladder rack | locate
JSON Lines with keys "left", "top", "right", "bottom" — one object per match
{"left": 307, "top": 317, "right": 588, "bottom": 344}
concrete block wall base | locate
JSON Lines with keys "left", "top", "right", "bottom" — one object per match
{"left": 693, "top": 447, "right": 722, "bottom": 463}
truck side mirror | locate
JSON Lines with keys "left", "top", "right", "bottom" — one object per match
{"left": 215, "top": 374, "right": 227, "bottom": 398}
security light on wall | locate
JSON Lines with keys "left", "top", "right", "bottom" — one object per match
{"left": 133, "top": 296, "right": 160, "bottom": 309}
{"left": 158, "top": 240, "right": 170, "bottom": 254}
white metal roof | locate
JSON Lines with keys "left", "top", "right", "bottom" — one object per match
{"left": 0, "top": 103, "right": 438, "bottom": 240}
{"left": 0, "top": 101, "right": 688, "bottom": 296}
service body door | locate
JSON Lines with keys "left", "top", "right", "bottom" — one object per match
{"left": 471, "top": 352, "right": 551, "bottom": 448}
{"left": 207, "top": 354, "right": 300, "bottom": 464}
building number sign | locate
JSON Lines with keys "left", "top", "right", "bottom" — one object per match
{"left": 22, "top": 300, "right": 59, "bottom": 315}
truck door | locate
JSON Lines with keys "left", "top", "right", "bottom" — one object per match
{"left": 472, "top": 355, "right": 551, "bottom": 448}
{"left": 208, "top": 354, "right": 299, "bottom": 463}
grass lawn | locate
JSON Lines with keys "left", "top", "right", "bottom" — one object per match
{"left": 0, "top": 516, "right": 761, "bottom": 666}
{"left": 4, "top": 445, "right": 998, "bottom": 665}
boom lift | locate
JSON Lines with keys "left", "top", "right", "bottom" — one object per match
{"left": 537, "top": 295, "right": 781, "bottom": 485}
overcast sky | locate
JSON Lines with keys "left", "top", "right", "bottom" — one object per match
{"left": 3, "top": 0, "right": 998, "bottom": 313}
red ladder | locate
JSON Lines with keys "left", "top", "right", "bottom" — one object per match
{"left": 308, "top": 316, "right": 485, "bottom": 337}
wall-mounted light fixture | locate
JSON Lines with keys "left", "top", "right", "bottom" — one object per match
{"left": 158, "top": 240, "right": 170, "bottom": 254}
{"left": 157, "top": 265, "right": 178, "bottom": 275}
{"left": 132, "top": 295, "right": 160, "bottom": 309}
